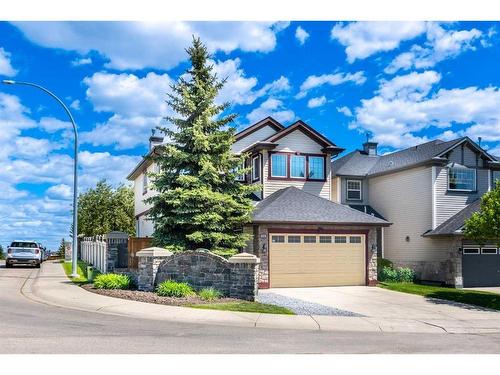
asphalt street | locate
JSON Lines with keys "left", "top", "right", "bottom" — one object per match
{"left": 2, "top": 261, "right": 500, "bottom": 354}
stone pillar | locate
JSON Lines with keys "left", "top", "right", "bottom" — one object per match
{"left": 106, "top": 231, "right": 128, "bottom": 272}
{"left": 228, "top": 252, "right": 260, "bottom": 301}
{"left": 367, "top": 228, "right": 378, "bottom": 286}
{"left": 446, "top": 237, "right": 463, "bottom": 288}
{"left": 136, "top": 247, "right": 172, "bottom": 291}
{"left": 256, "top": 226, "right": 269, "bottom": 288}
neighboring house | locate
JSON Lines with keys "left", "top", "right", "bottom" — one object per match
{"left": 332, "top": 137, "right": 500, "bottom": 287}
{"left": 127, "top": 117, "right": 391, "bottom": 289}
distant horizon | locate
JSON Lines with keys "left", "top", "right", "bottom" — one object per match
{"left": 1, "top": 21, "right": 499, "bottom": 249}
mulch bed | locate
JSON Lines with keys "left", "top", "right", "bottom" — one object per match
{"left": 81, "top": 284, "right": 240, "bottom": 306}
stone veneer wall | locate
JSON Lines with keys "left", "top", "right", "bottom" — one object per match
{"left": 247, "top": 224, "right": 379, "bottom": 288}
{"left": 137, "top": 249, "right": 260, "bottom": 301}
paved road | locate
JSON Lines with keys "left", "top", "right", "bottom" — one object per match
{"left": 2, "top": 261, "right": 500, "bottom": 354}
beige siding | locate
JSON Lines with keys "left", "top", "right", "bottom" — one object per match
{"left": 262, "top": 150, "right": 331, "bottom": 199}
{"left": 369, "top": 166, "right": 451, "bottom": 262}
{"left": 340, "top": 177, "right": 369, "bottom": 205}
{"left": 331, "top": 177, "right": 340, "bottom": 202}
{"left": 231, "top": 125, "right": 278, "bottom": 154}
{"left": 133, "top": 162, "right": 157, "bottom": 217}
{"left": 447, "top": 144, "right": 479, "bottom": 167}
{"left": 137, "top": 215, "right": 154, "bottom": 237}
{"left": 435, "top": 167, "right": 489, "bottom": 226}
{"left": 273, "top": 130, "right": 324, "bottom": 154}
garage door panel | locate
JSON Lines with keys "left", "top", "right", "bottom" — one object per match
{"left": 270, "top": 233, "right": 366, "bottom": 288}
{"left": 462, "top": 248, "right": 500, "bottom": 287}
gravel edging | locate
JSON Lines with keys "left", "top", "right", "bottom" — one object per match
{"left": 257, "top": 292, "right": 363, "bottom": 316}
{"left": 81, "top": 284, "right": 240, "bottom": 306}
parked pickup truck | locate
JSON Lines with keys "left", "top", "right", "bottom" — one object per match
{"left": 5, "top": 240, "right": 44, "bottom": 268}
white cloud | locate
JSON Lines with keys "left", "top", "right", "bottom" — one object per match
{"left": 246, "top": 98, "right": 295, "bottom": 124}
{"left": 46, "top": 184, "right": 72, "bottom": 199}
{"left": 71, "top": 57, "right": 92, "bottom": 66}
{"left": 385, "top": 23, "right": 486, "bottom": 74}
{"left": 337, "top": 106, "right": 353, "bottom": 117}
{"left": 307, "top": 96, "right": 327, "bottom": 108}
{"left": 298, "top": 71, "right": 366, "bottom": 98}
{"left": 331, "top": 21, "right": 426, "bottom": 63}
{"left": 70, "top": 99, "right": 80, "bottom": 110}
{"left": 0, "top": 47, "right": 18, "bottom": 77}
{"left": 13, "top": 22, "right": 288, "bottom": 70}
{"left": 295, "top": 26, "right": 310, "bottom": 45}
{"left": 352, "top": 70, "right": 500, "bottom": 149}
{"left": 39, "top": 117, "right": 71, "bottom": 133}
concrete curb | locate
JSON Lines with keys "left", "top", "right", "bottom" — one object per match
{"left": 23, "top": 261, "right": 500, "bottom": 334}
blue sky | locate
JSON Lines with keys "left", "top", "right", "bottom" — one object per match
{"left": 1, "top": 21, "right": 499, "bottom": 249}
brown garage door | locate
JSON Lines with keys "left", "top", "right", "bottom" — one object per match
{"left": 269, "top": 233, "right": 366, "bottom": 288}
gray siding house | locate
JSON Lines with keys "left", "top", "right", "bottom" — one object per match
{"left": 333, "top": 137, "right": 500, "bottom": 287}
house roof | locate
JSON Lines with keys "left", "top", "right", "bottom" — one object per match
{"left": 127, "top": 146, "right": 163, "bottom": 180}
{"left": 252, "top": 187, "right": 390, "bottom": 226}
{"left": 424, "top": 199, "right": 481, "bottom": 236}
{"left": 234, "top": 116, "right": 284, "bottom": 141}
{"left": 333, "top": 137, "right": 496, "bottom": 178}
{"left": 348, "top": 205, "right": 387, "bottom": 221}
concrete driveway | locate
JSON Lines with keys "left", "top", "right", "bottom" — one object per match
{"left": 260, "top": 286, "right": 500, "bottom": 321}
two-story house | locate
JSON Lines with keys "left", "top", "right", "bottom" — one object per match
{"left": 332, "top": 137, "right": 500, "bottom": 288}
{"left": 127, "top": 117, "right": 390, "bottom": 289}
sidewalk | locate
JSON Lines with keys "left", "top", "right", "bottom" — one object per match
{"left": 24, "top": 261, "right": 500, "bottom": 334}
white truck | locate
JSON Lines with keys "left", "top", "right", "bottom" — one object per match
{"left": 5, "top": 240, "right": 44, "bottom": 268}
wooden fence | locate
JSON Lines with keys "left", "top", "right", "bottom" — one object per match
{"left": 128, "top": 237, "right": 152, "bottom": 269}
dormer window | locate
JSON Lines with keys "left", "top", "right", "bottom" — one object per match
{"left": 346, "top": 180, "right": 362, "bottom": 200}
{"left": 448, "top": 166, "right": 476, "bottom": 191}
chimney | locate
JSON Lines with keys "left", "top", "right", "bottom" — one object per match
{"left": 363, "top": 142, "right": 378, "bottom": 156}
{"left": 149, "top": 129, "right": 164, "bottom": 150}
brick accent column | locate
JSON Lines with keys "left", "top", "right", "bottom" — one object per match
{"left": 228, "top": 253, "right": 260, "bottom": 301}
{"left": 136, "top": 247, "right": 172, "bottom": 291}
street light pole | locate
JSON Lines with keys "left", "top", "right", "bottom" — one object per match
{"left": 2, "top": 79, "right": 80, "bottom": 277}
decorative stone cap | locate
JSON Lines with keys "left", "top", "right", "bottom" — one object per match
{"left": 228, "top": 252, "right": 260, "bottom": 264}
{"left": 136, "top": 247, "right": 173, "bottom": 257}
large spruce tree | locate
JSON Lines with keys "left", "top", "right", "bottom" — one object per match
{"left": 146, "top": 37, "right": 255, "bottom": 256}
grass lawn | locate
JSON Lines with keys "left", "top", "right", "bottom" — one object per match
{"left": 61, "top": 260, "right": 94, "bottom": 284}
{"left": 188, "top": 301, "right": 295, "bottom": 315}
{"left": 380, "top": 282, "right": 500, "bottom": 311}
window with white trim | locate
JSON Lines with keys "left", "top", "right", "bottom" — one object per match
{"left": 448, "top": 167, "right": 476, "bottom": 191}
{"left": 346, "top": 180, "right": 362, "bottom": 200}
{"left": 235, "top": 161, "right": 245, "bottom": 181}
{"left": 304, "top": 236, "right": 316, "bottom": 243}
{"left": 271, "top": 235, "right": 285, "bottom": 243}
{"left": 350, "top": 236, "right": 362, "bottom": 244}
{"left": 463, "top": 248, "right": 479, "bottom": 254}
{"left": 308, "top": 156, "right": 325, "bottom": 180}
{"left": 319, "top": 236, "right": 332, "bottom": 243}
{"left": 271, "top": 154, "right": 287, "bottom": 177}
{"left": 288, "top": 235, "right": 301, "bottom": 243}
{"left": 142, "top": 173, "right": 148, "bottom": 195}
{"left": 334, "top": 236, "right": 347, "bottom": 243}
{"left": 252, "top": 155, "right": 261, "bottom": 181}
{"left": 290, "top": 155, "right": 306, "bottom": 178}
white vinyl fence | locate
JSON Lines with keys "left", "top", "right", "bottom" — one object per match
{"left": 81, "top": 235, "right": 107, "bottom": 273}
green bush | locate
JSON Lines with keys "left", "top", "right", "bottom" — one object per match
{"left": 93, "top": 273, "right": 130, "bottom": 289}
{"left": 379, "top": 266, "right": 398, "bottom": 282}
{"left": 377, "top": 257, "right": 393, "bottom": 270}
{"left": 156, "top": 280, "right": 195, "bottom": 297}
{"left": 199, "top": 287, "right": 222, "bottom": 301}
{"left": 396, "top": 267, "right": 416, "bottom": 283}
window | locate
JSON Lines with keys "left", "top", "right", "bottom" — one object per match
{"left": 481, "top": 247, "right": 497, "bottom": 255}
{"left": 319, "top": 236, "right": 332, "bottom": 243}
{"left": 308, "top": 156, "right": 325, "bottom": 180}
{"left": 154, "top": 163, "right": 161, "bottom": 174}
{"left": 252, "top": 155, "right": 261, "bottom": 181}
{"left": 142, "top": 173, "right": 148, "bottom": 195}
{"left": 493, "top": 171, "right": 500, "bottom": 188}
{"left": 271, "top": 235, "right": 285, "bottom": 243}
{"left": 334, "top": 236, "right": 347, "bottom": 243}
{"left": 448, "top": 167, "right": 476, "bottom": 191}
{"left": 271, "top": 154, "right": 287, "bottom": 177}
{"left": 288, "top": 235, "right": 301, "bottom": 243}
{"left": 350, "top": 236, "right": 362, "bottom": 244}
{"left": 290, "top": 155, "right": 306, "bottom": 178}
{"left": 235, "top": 162, "right": 245, "bottom": 181}
{"left": 304, "top": 236, "right": 316, "bottom": 243}
{"left": 346, "top": 180, "right": 362, "bottom": 200}
{"left": 463, "top": 248, "right": 479, "bottom": 255}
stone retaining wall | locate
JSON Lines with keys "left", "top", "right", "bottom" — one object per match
{"left": 137, "top": 248, "right": 260, "bottom": 301}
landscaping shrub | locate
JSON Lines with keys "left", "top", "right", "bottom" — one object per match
{"left": 93, "top": 273, "right": 130, "bottom": 289}
{"left": 199, "top": 287, "right": 222, "bottom": 301}
{"left": 379, "top": 266, "right": 398, "bottom": 282}
{"left": 396, "top": 267, "right": 416, "bottom": 283}
{"left": 156, "top": 280, "right": 195, "bottom": 297}
{"left": 377, "top": 257, "right": 393, "bottom": 270}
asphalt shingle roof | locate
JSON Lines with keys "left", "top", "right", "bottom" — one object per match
{"left": 252, "top": 187, "right": 390, "bottom": 225}
{"left": 332, "top": 138, "right": 464, "bottom": 177}
{"left": 424, "top": 199, "right": 481, "bottom": 236}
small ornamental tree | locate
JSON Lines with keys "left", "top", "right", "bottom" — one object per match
{"left": 58, "top": 238, "right": 66, "bottom": 258}
{"left": 463, "top": 181, "right": 500, "bottom": 246}
{"left": 146, "top": 37, "right": 256, "bottom": 256}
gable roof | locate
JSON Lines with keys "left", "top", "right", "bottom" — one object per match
{"left": 234, "top": 116, "right": 284, "bottom": 141}
{"left": 333, "top": 136, "right": 496, "bottom": 178}
{"left": 263, "top": 120, "right": 344, "bottom": 154}
{"left": 252, "top": 187, "right": 390, "bottom": 226}
{"left": 424, "top": 199, "right": 481, "bottom": 236}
